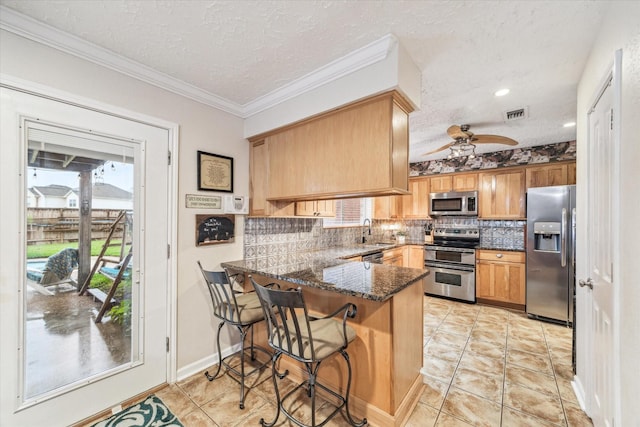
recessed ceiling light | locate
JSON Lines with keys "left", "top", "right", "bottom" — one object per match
{"left": 494, "top": 88, "right": 510, "bottom": 97}
{"left": 563, "top": 122, "right": 576, "bottom": 128}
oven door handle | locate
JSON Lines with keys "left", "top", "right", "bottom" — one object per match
{"left": 425, "top": 247, "right": 476, "bottom": 255}
{"left": 424, "top": 262, "right": 475, "bottom": 273}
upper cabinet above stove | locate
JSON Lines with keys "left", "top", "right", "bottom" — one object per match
{"left": 428, "top": 173, "right": 478, "bottom": 193}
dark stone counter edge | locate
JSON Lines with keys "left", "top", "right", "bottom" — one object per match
{"left": 222, "top": 261, "right": 430, "bottom": 303}
{"left": 475, "top": 247, "right": 525, "bottom": 252}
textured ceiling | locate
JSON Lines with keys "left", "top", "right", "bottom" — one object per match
{"left": 0, "top": 0, "right": 610, "bottom": 162}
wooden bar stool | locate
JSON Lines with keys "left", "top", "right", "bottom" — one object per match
{"left": 198, "top": 262, "right": 274, "bottom": 409}
{"left": 250, "top": 276, "right": 367, "bottom": 427}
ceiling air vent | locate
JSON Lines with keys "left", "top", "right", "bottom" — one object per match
{"left": 503, "top": 106, "right": 529, "bottom": 122}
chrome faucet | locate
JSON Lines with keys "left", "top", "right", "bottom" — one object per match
{"left": 362, "top": 218, "right": 371, "bottom": 244}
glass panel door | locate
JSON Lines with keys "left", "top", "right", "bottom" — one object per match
{"left": 24, "top": 121, "right": 137, "bottom": 400}
{"left": 1, "top": 86, "right": 170, "bottom": 426}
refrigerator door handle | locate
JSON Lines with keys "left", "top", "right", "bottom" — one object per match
{"left": 561, "top": 208, "right": 567, "bottom": 267}
{"left": 571, "top": 208, "right": 576, "bottom": 267}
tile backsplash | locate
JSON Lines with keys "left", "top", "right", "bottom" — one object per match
{"left": 479, "top": 220, "right": 526, "bottom": 250}
{"left": 243, "top": 218, "right": 431, "bottom": 263}
{"left": 243, "top": 217, "right": 525, "bottom": 265}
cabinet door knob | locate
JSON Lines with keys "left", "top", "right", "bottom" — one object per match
{"left": 496, "top": 253, "right": 503, "bottom": 258}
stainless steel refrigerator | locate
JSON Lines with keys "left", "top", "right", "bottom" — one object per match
{"left": 526, "top": 185, "right": 576, "bottom": 325}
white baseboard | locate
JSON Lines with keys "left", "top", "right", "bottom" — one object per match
{"left": 176, "top": 343, "right": 241, "bottom": 382}
{"left": 572, "top": 375, "right": 588, "bottom": 412}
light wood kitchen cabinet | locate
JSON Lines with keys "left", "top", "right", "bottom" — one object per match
{"left": 406, "top": 245, "right": 425, "bottom": 269}
{"left": 567, "top": 162, "right": 577, "bottom": 185}
{"left": 373, "top": 195, "right": 403, "bottom": 219}
{"left": 402, "top": 178, "right": 430, "bottom": 219}
{"left": 478, "top": 169, "right": 526, "bottom": 219}
{"left": 452, "top": 173, "right": 478, "bottom": 191}
{"left": 383, "top": 247, "right": 404, "bottom": 266}
{"left": 476, "top": 250, "right": 526, "bottom": 307}
{"left": 429, "top": 176, "right": 453, "bottom": 193}
{"left": 295, "top": 200, "right": 335, "bottom": 217}
{"left": 249, "top": 140, "right": 295, "bottom": 216}
{"left": 250, "top": 91, "right": 413, "bottom": 202}
{"left": 525, "top": 163, "right": 569, "bottom": 188}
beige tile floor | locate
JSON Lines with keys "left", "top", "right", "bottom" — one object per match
{"left": 85, "top": 296, "right": 593, "bottom": 426}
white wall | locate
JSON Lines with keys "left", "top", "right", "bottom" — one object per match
{"left": 243, "top": 35, "right": 421, "bottom": 138}
{"left": 576, "top": 2, "right": 640, "bottom": 425}
{"left": 91, "top": 198, "right": 132, "bottom": 210}
{"left": 41, "top": 195, "right": 67, "bottom": 208}
{"left": 0, "top": 30, "right": 248, "bottom": 372}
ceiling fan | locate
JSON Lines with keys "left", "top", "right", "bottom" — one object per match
{"left": 423, "top": 124, "right": 518, "bottom": 158}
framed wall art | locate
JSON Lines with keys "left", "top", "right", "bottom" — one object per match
{"left": 197, "top": 151, "right": 233, "bottom": 192}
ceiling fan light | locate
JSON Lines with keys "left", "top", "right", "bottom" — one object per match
{"left": 495, "top": 88, "right": 510, "bottom": 97}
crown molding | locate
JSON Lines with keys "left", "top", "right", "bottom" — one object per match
{"left": 242, "top": 34, "right": 397, "bottom": 117}
{"left": 0, "top": 6, "right": 244, "bottom": 116}
{"left": 1, "top": 6, "right": 395, "bottom": 119}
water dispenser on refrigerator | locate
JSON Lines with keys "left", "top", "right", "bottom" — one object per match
{"left": 533, "top": 222, "right": 561, "bottom": 252}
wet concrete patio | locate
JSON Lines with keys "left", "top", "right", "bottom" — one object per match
{"left": 25, "top": 280, "right": 131, "bottom": 399}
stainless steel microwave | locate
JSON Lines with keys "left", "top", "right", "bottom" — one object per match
{"left": 429, "top": 191, "right": 478, "bottom": 216}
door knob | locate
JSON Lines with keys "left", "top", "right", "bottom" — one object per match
{"left": 578, "top": 278, "right": 594, "bottom": 290}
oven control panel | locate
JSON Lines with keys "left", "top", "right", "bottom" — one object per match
{"left": 433, "top": 228, "right": 479, "bottom": 239}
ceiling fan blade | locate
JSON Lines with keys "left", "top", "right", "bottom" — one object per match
{"left": 422, "top": 141, "right": 454, "bottom": 156}
{"left": 472, "top": 134, "right": 518, "bottom": 146}
{"left": 447, "top": 124, "right": 475, "bottom": 140}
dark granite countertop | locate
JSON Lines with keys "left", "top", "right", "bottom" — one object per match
{"left": 476, "top": 247, "right": 525, "bottom": 252}
{"left": 222, "top": 245, "right": 429, "bottom": 302}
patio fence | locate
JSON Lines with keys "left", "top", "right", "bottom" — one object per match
{"left": 27, "top": 208, "right": 125, "bottom": 245}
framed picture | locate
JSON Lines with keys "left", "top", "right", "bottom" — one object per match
{"left": 197, "top": 151, "right": 233, "bottom": 192}
{"left": 196, "top": 214, "right": 235, "bottom": 246}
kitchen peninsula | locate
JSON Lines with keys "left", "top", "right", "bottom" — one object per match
{"left": 222, "top": 246, "right": 429, "bottom": 427}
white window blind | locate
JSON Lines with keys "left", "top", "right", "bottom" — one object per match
{"left": 323, "top": 198, "right": 371, "bottom": 228}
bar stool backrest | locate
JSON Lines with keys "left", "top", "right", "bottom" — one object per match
{"left": 252, "top": 282, "right": 317, "bottom": 363}
{"left": 197, "top": 261, "right": 245, "bottom": 326}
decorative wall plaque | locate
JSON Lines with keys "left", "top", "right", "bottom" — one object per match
{"left": 196, "top": 215, "right": 235, "bottom": 246}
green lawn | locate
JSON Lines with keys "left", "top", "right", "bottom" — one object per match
{"left": 26, "top": 240, "right": 129, "bottom": 259}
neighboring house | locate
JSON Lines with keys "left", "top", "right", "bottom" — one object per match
{"left": 85, "top": 183, "right": 133, "bottom": 210}
{"left": 28, "top": 184, "right": 74, "bottom": 208}
{"left": 28, "top": 183, "right": 132, "bottom": 210}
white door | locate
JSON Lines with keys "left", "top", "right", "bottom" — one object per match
{"left": 582, "top": 58, "right": 618, "bottom": 427}
{"left": 0, "top": 87, "right": 172, "bottom": 426}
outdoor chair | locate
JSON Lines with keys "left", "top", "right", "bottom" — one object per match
{"left": 250, "top": 276, "right": 367, "bottom": 427}
{"left": 197, "top": 261, "right": 274, "bottom": 409}
{"left": 38, "top": 247, "right": 79, "bottom": 287}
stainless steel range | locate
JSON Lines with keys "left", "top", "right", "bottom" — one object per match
{"left": 424, "top": 226, "right": 479, "bottom": 303}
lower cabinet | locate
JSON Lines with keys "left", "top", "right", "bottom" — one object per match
{"left": 476, "top": 250, "right": 526, "bottom": 307}
{"left": 383, "top": 247, "right": 404, "bottom": 266}
{"left": 406, "top": 245, "right": 424, "bottom": 269}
